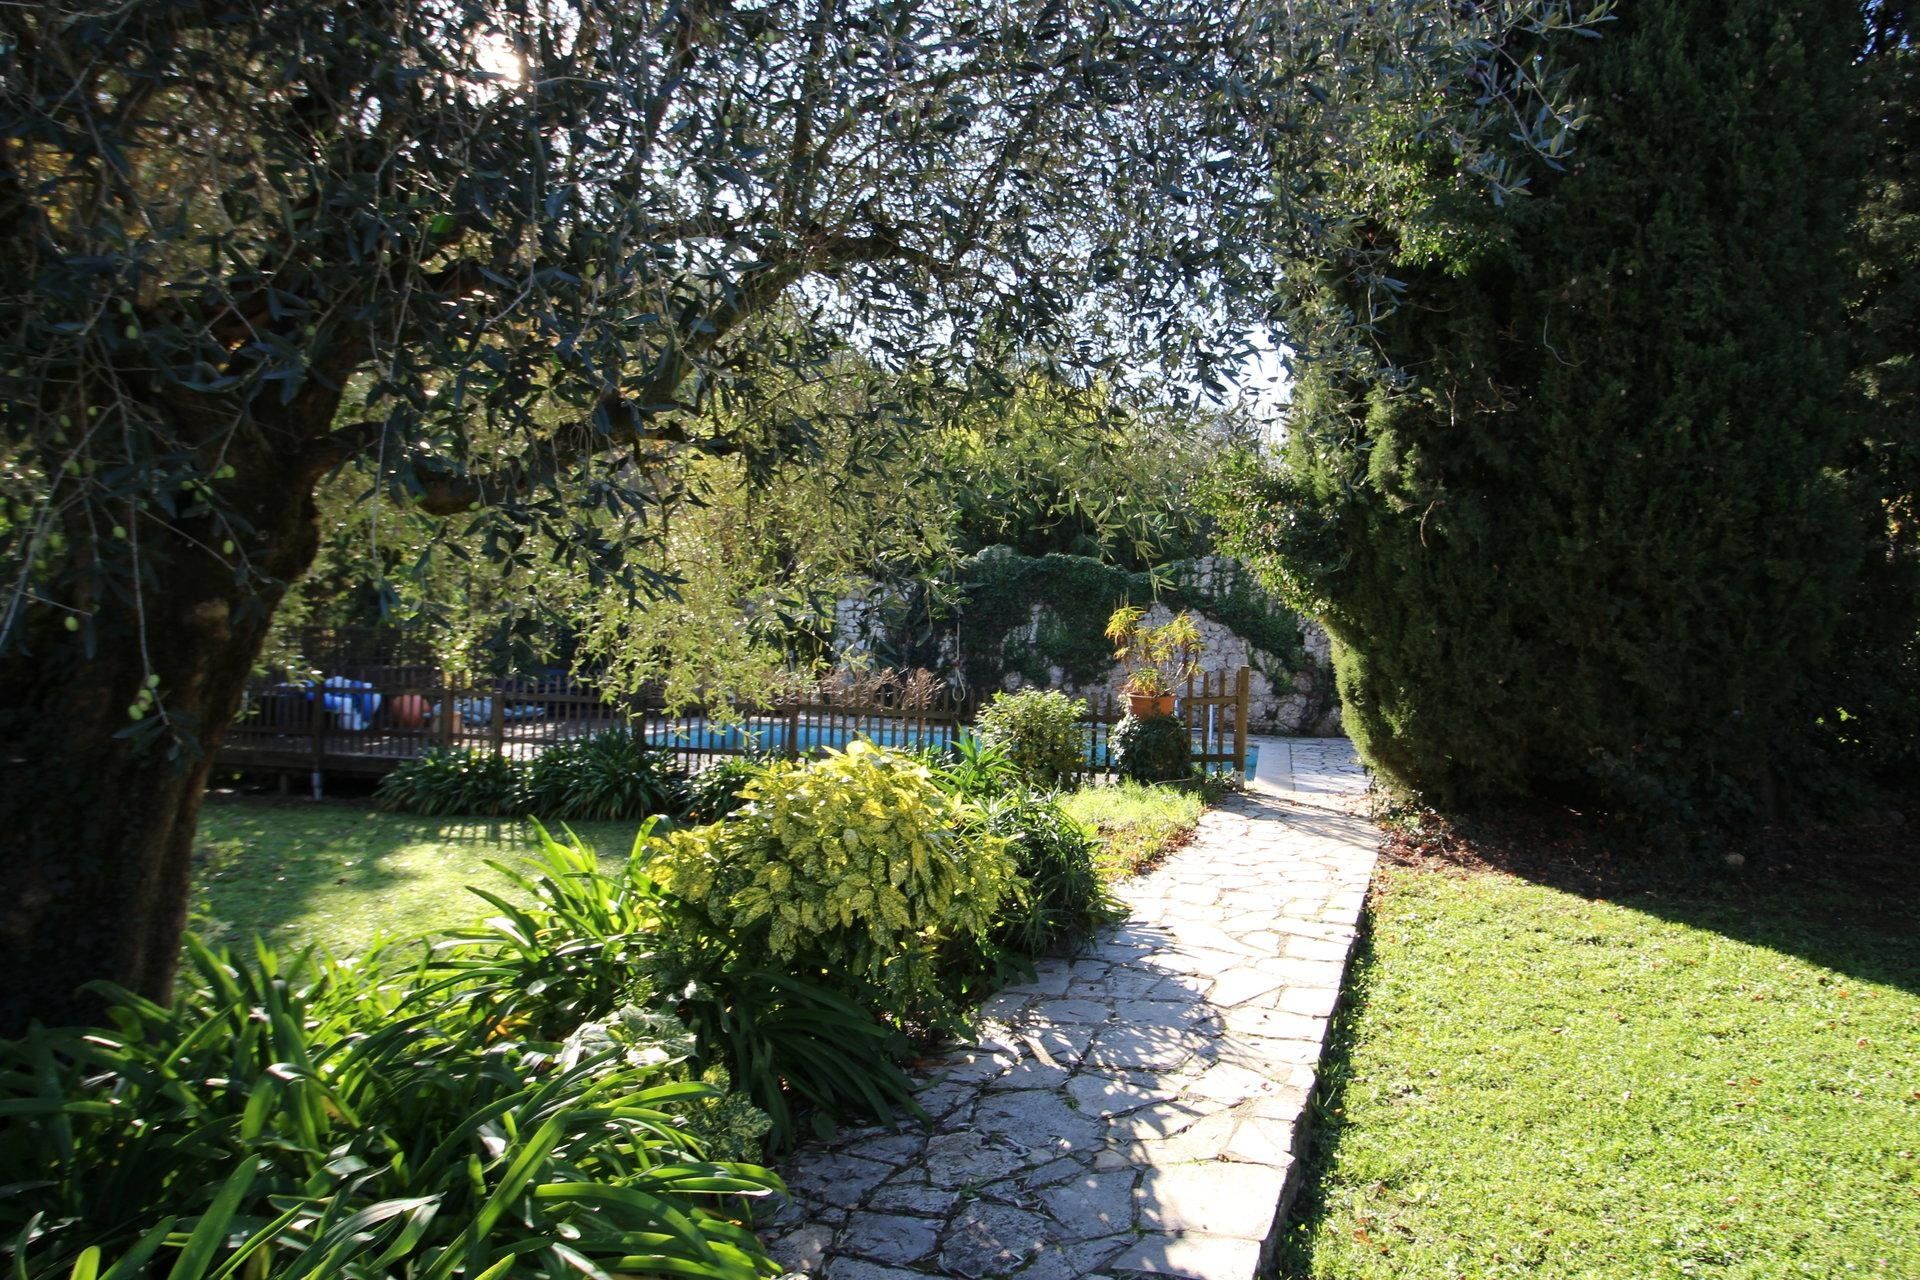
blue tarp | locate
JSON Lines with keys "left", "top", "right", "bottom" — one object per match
{"left": 452, "top": 697, "right": 547, "bottom": 724}
{"left": 314, "top": 677, "right": 381, "bottom": 731}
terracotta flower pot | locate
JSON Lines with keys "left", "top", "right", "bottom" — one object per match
{"left": 390, "top": 693, "right": 430, "bottom": 729}
{"left": 1127, "top": 691, "right": 1175, "bottom": 718}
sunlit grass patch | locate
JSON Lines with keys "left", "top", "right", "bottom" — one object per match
{"left": 193, "top": 796, "right": 641, "bottom": 955}
{"left": 1280, "top": 865, "right": 1920, "bottom": 1279}
{"left": 1061, "top": 780, "right": 1207, "bottom": 879}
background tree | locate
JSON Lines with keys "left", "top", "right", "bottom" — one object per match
{"left": 0, "top": 0, "right": 1599, "bottom": 1029}
{"left": 889, "top": 381, "right": 1267, "bottom": 691}
{"left": 265, "top": 355, "right": 951, "bottom": 703}
{"left": 933, "top": 379, "right": 1238, "bottom": 571}
{"left": 1217, "top": 0, "right": 1878, "bottom": 816}
{"left": 255, "top": 359, "right": 1265, "bottom": 712}
{"left": 569, "top": 363, "right": 958, "bottom": 709}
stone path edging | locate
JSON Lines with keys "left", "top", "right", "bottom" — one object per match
{"left": 768, "top": 738, "right": 1376, "bottom": 1280}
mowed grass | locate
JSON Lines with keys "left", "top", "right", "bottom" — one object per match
{"left": 1061, "top": 780, "right": 1207, "bottom": 879}
{"left": 194, "top": 777, "right": 1210, "bottom": 956}
{"left": 194, "top": 795, "right": 644, "bottom": 956}
{"left": 1279, "top": 864, "right": 1920, "bottom": 1279}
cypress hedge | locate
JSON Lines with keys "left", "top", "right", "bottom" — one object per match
{"left": 1221, "top": 1, "right": 1881, "bottom": 815}
{"left": 1822, "top": 16, "right": 1920, "bottom": 789}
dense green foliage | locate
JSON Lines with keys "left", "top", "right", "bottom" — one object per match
{"left": 519, "top": 733, "right": 688, "bottom": 823}
{"left": 658, "top": 958, "right": 922, "bottom": 1152}
{"left": 1222, "top": 1, "right": 1882, "bottom": 815}
{"left": 903, "top": 548, "right": 1305, "bottom": 695}
{"left": 1821, "top": 15, "right": 1920, "bottom": 788}
{"left": 440, "top": 825, "right": 674, "bottom": 1041}
{"left": 278, "top": 373, "right": 1290, "bottom": 712}
{"left": 974, "top": 794, "right": 1125, "bottom": 962}
{"left": 643, "top": 743, "right": 1015, "bottom": 1033}
{"left": 682, "top": 758, "right": 773, "bottom": 825}
{"left": 975, "top": 690, "right": 1090, "bottom": 790}
{"left": 377, "top": 734, "right": 686, "bottom": 822}
{"left": 923, "top": 736, "right": 1024, "bottom": 804}
{"left": 267, "top": 370, "right": 955, "bottom": 705}
{"left": 449, "top": 829, "right": 921, "bottom": 1152}
{"left": 934, "top": 383, "right": 1227, "bottom": 570}
{"left": 926, "top": 746, "right": 1127, "bottom": 1001}
{"left": 1281, "top": 864, "right": 1920, "bottom": 1277}
{"left": 1111, "top": 714, "right": 1193, "bottom": 784}
{"left": 0, "top": 935, "right": 784, "bottom": 1280}
{"left": 373, "top": 747, "right": 522, "bottom": 818}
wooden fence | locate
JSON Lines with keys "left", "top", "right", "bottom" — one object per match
{"left": 1073, "top": 667, "right": 1251, "bottom": 777}
{"left": 215, "top": 669, "right": 1252, "bottom": 789}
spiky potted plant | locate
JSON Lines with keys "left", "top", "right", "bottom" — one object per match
{"left": 1105, "top": 605, "right": 1204, "bottom": 718}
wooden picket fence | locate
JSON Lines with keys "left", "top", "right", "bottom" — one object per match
{"left": 215, "top": 668, "right": 1252, "bottom": 789}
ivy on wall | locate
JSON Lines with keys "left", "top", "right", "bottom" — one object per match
{"left": 941, "top": 548, "right": 1308, "bottom": 695}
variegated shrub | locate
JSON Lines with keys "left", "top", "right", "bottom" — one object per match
{"left": 644, "top": 742, "right": 1013, "bottom": 1030}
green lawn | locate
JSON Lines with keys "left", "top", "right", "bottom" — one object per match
{"left": 193, "top": 795, "right": 645, "bottom": 956}
{"left": 1061, "top": 780, "right": 1207, "bottom": 878}
{"left": 1280, "top": 863, "right": 1920, "bottom": 1279}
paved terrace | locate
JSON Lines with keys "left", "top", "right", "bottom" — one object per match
{"left": 769, "top": 737, "right": 1376, "bottom": 1280}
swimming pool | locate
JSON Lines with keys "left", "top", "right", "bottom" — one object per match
{"left": 643, "top": 721, "right": 1258, "bottom": 780}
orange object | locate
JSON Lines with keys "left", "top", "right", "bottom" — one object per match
{"left": 390, "top": 693, "right": 430, "bottom": 729}
{"left": 1127, "top": 692, "right": 1175, "bottom": 718}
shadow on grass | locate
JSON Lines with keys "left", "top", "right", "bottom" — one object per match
{"left": 1268, "top": 816, "right": 1920, "bottom": 1280}
{"left": 1615, "top": 874, "right": 1920, "bottom": 1000}
{"left": 1381, "top": 807, "right": 1920, "bottom": 999}
{"left": 193, "top": 794, "right": 639, "bottom": 954}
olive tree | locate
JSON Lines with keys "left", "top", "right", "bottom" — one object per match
{"left": 0, "top": 0, "right": 1598, "bottom": 1028}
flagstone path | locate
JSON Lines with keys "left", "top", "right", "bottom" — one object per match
{"left": 767, "top": 737, "right": 1376, "bottom": 1280}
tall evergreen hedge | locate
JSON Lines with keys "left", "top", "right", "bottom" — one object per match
{"left": 1824, "top": 16, "right": 1920, "bottom": 786}
{"left": 1222, "top": 2, "right": 1877, "bottom": 813}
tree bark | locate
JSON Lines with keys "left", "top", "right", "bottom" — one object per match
{"left": 0, "top": 412, "right": 331, "bottom": 1034}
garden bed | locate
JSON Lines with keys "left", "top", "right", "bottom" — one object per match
{"left": 14, "top": 740, "right": 1148, "bottom": 1279}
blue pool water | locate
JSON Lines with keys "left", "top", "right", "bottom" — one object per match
{"left": 644, "top": 723, "right": 1258, "bottom": 780}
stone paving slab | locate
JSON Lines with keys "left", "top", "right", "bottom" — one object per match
{"left": 769, "top": 737, "right": 1375, "bottom": 1280}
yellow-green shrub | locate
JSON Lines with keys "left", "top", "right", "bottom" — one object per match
{"left": 643, "top": 742, "right": 1012, "bottom": 1030}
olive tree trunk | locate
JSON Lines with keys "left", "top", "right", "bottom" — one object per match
{"left": 0, "top": 418, "right": 330, "bottom": 1034}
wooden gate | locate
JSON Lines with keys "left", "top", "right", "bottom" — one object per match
{"left": 1178, "top": 666, "right": 1252, "bottom": 775}
{"left": 1076, "top": 666, "right": 1253, "bottom": 779}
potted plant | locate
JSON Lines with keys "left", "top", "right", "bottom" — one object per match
{"left": 1105, "top": 604, "right": 1204, "bottom": 718}
{"left": 1121, "top": 666, "right": 1174, "bottom": 718}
